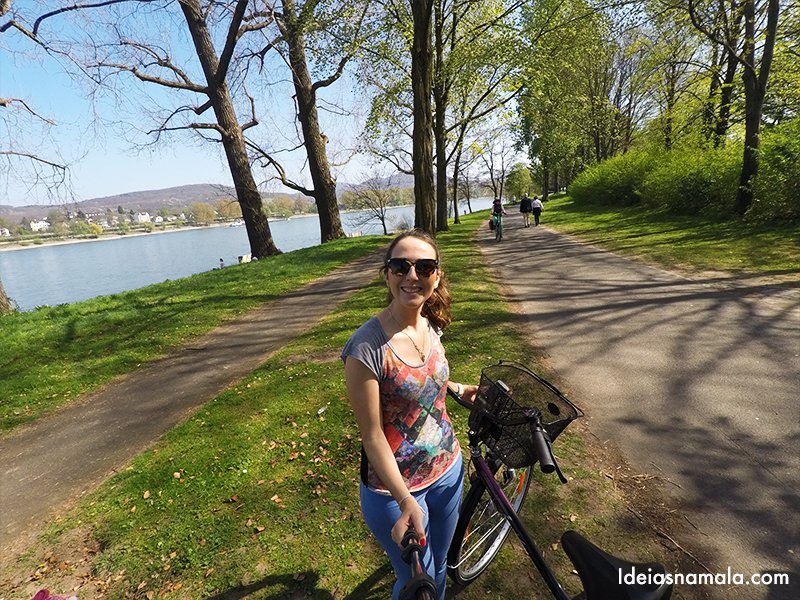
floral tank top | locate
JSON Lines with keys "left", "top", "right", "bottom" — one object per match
{"left": 341, "top": 317, "right": 460, "bottom": 493}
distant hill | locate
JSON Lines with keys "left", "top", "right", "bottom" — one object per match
{"left": 0, "top": 184, "right": 308, "bottom": 223}
{"left": 0, "top": 176, "right": 415, "bottom": 224}
{"left": 337, "top": 172, "right": 415, "bottom": 195}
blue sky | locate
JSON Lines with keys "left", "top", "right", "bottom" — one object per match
{"left": 1, "top": 5, "right": 372, "bottom": 207}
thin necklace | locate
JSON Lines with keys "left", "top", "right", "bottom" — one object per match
{"left": 388, "top": 309, "right": 427, "bottom": 362}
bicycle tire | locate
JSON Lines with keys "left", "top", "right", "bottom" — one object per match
{"left": 447, "top": 461, "right": 532, "bottom": 585}
{"left": 495, "top": 219, "right": 503, "bottom": 242}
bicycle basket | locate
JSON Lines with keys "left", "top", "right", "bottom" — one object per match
{"left": 469, "top": 361, "right": 583, "bottom": 468}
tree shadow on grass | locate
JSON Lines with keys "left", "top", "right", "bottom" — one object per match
{"left": 205, "top": 564, "right": 394, "bottom": 599}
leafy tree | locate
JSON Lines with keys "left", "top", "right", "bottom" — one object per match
{"left": 505, "top": 163, "right": 532, "bottom": 199}
{"left": 216, "top": 199, "right": 243, "bottom": 220}
{"left": 686, "top": 0, "right": 782, "bottom": 216}
{"left": 190, "top": 201, "right": 216, "bottom": 225}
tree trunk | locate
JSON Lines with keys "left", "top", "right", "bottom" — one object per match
{"left": 434, "top": 102, "right": 448, "bottom": 232}
{"left": 281, "top": 0, "right": 344, "bottom": 243}
{"left": 433, "top": 0, "right": 448, "bottom": 232}
{"left": 0, "top": 275, "right": 12, "bottom": 315}
{"left": 715, "top": 50, "right": 740, "bottom": 147}
{"left": 451, "top": 145, "right": 463, "bottom": 225}
{"left": 703, "top": 40, "right": 722, "bottom": 142}
{"left": 180, "top": 0, "right": 279, "bottom": 258}
{"left": 411, "top": 0, "right": 436, "bottom": 235}
{"left": 541, "top": 158, "right": 549, "bottom": 202}
{"left": 734, "top": 0, "right": 779, "bottom": 217}
{"left": 714, "top": 5, "right": 743, "bottom": 147}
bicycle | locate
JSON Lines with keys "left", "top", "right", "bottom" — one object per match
{"left": 446, "top": 361, "right": 674, "bottom": 600}
{"left": 492, "top": 212, "right": 503, "bottom": 241}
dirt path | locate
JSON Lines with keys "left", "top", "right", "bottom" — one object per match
{"left": 478, "top": 213, "right": 799, "bottom": 600}
{"left": 0, "top": 249, "right": 384, "bottom": 555}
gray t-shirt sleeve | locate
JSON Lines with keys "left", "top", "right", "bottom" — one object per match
{"left": 341, "top": 317, "right": 388, "bottom": 380}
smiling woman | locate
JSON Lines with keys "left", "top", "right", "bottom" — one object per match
{"left": 341, "top": 229, "right": 479, "bottom": 600}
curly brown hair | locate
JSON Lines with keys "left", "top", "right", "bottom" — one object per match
{"left": 381, "top": 229, "right": 452, "bottom": 330}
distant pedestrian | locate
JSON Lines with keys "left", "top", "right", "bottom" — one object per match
{"left": 219, "top": 258, "right": 224, "bottom": 269}
{"left": 519, "top": 195, "right": 533, "bottom": 228}
{"left": 531, "top": 196, "right": 543, "bottom": 226}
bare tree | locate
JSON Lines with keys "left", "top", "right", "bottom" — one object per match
{"left": 13, "top": 0, "right": 281, "bottom": 258}
{"left": 346, "top": 173, "right": 399, "bottom": 235}
{"left": 154, "top": 0, "right": 279, "bottom": 257}
{"left": 1, "top": 2, "right": 70, "bottom": 314}
{"left": 476, "top": 125, "right": 516, "bottom": 200}
{"left": 245, "top": 0, "right": 371, "bottom": 243}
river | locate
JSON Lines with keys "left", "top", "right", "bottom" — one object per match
{"left": 0, "top": 199, "right": 493, "bottom": 311}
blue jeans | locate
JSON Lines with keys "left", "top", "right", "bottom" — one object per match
{"left": 360, "top": 453, "right": 464, "bottom": 600}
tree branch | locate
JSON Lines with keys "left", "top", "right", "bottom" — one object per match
{"left": 0, "top": 97, "right": 57, "bottom": 124}
{"left": 216, "top": 0, "right": 249, "bottom": 86}
{"left": 0, "top": 150, "right": 66, "bottom": 171}
{"left": 245, "top": 140, "right": 315, "bottom": 196}
{"left": 94, "top": 61, "right": 208, "bottom": 92}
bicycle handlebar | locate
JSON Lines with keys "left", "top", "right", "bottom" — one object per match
{"left": 448, "top": 383, "right": 567, "bottom": 482}
{"left": 531, "top": 422, "right": 556, "bottom": 473}
{"left": 399, "top": 528, "right": 436, "bottom": 600}
{"left": 446, "top": 385, "right": 473, "bottom": 409}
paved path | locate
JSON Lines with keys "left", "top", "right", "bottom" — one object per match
{"left": 0, "top": 249, "right": 384, "bottom": 553}
{"left": 478, "top": 214, "right": 799, "bottom": 600}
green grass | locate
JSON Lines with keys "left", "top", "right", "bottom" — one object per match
{"left": 1, "top": 213, "right": 683, "bottom": 599}
{"left": 4, "top": 204, "right": 775, "bottom": 598}
{"left": 0, "top": 237, "right": 386, "bottom": 432}
{"left": 544, "top": 194, "right": 800, "bottom": 276}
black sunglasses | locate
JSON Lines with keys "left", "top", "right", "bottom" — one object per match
{"left": 385, "top": 257, "right": 439, "bottom": 278}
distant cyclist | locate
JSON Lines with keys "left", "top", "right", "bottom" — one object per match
{"left": 491, "top": 198, "right": 507, "bottom": 241}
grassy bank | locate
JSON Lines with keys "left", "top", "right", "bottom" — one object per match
{"left": 0, "top": 237, "right": 386, "bottom": 432}
{"left": 1, "top": 213, "right": 691, "bottom": 599}
{"left": 542, "top": 194, "right": 800, "bottom": 278}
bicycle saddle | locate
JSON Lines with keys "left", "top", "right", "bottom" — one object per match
{"left": 561, "top": 530, "right": 673, "bottom": 600}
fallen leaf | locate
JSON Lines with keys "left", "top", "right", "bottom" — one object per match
{"left": 143, "top": 490, "right": 151, "bottom": 499}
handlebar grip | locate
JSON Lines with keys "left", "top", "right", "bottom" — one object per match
{"left": 401, "top": 528, "right": 419, "bottom": 548}
{"left": 446, "top": 385, "right": 474, "bottom": 409}
{"left": 532, "top": 425, "right": 556, "bottom": 474}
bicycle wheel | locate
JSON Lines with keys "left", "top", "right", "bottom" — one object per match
{"left": 495, "top": 219, "right": 502, "bottom": 242}
{"left": 447, "top": 460, "right": 532, "bottom": 585}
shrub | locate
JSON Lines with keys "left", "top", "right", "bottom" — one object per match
{"left": 751, "top": 119, "right": 800, "bottom": 223}
{"left": 640, "top": 145, "right": 741, "bottom": 219}
{"left": 568, "top": 150, "right": 659, "bottom": 206}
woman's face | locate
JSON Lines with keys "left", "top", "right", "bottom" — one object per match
{"left": 385, "top": 236, "right": 441, "bottom": 310}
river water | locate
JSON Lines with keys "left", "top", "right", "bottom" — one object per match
{"left": 0, "top": 199, "right": 492, "bottom": 311}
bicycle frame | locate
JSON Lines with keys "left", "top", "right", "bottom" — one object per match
{"left": 469, "top": 443, "right": 572, "bottom": 600}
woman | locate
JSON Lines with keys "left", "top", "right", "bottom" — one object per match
{"left": 520, "top": 195, "right": 533, "bottom": 228}
{"left": 342, "top": 230, "right": 477, "bottom": 600}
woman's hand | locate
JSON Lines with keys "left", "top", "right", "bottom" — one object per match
{"left": 460, "top": 384, "right": 479, "bottom": 407}
{"left": 391, "top": 496, "right": 426, "bottom": 548}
